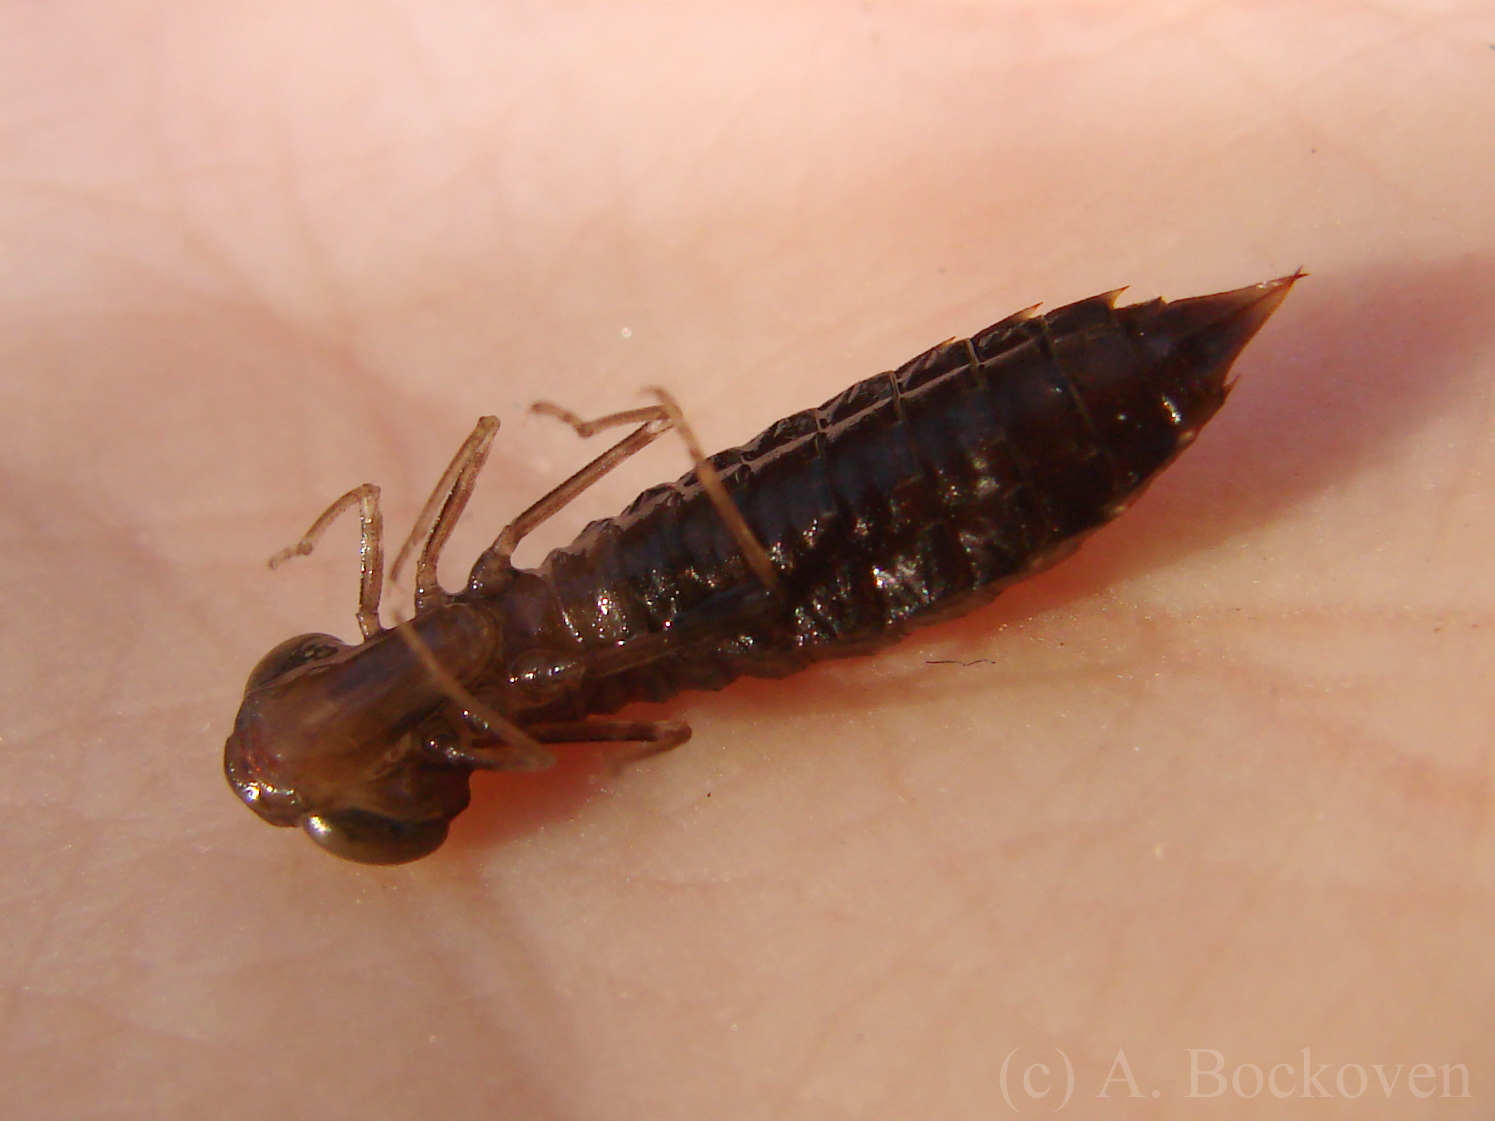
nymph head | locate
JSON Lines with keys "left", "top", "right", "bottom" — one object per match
{"left": 224, "top": 607, "right": 498, "bottom": 864}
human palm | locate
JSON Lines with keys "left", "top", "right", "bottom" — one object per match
{"left": 2, "top": 4, "right": 1491, "bottom": 1119}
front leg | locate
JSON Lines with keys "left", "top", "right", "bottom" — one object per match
{"left": 435, "top": 718, "right": 691, "bottom": 772}
{"left": 267, "top": 482, "right": 386, "bottom": 639}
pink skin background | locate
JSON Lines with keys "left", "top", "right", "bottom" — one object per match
{"left": 2, "top": 2, "right": 1494, "bottom": 1119}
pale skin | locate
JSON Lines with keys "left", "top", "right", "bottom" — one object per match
{"left": 1, "top": 3, "right": 1493, "bottom": 1119}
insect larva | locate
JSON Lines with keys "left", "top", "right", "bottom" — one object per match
{"left": 225, "top": 274, "right": 1298, "bottom": 863}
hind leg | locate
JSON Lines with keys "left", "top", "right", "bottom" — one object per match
{"left": 466, "top": 391, "right": 779, "bottom": 595}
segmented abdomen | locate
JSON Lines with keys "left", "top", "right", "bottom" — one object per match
{"left": 533, "top": 279, "right": 1289, "bottom": 716}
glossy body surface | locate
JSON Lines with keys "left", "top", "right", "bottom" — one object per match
{"left": 226, "top": 277, "right": 1296, "bottom": 863}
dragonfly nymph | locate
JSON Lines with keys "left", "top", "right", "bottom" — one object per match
{"left": 226, "top": 275, "right": 1298, "bottom": 863}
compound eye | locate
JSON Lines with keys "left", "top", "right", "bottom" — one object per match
{"left": 302, "top": 809, "right": 450, "bottom": 865}
{"left": 244, "top": 633, "right": 350, "bottom": 693}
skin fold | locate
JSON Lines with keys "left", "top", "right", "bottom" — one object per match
{"left": 0, "top": 2, "right": 1492, "bottom": 1118}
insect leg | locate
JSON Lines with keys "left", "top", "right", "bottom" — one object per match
{"left": 392, "top": 612, "right": 551, "bottom": 762}
{"left": 388, "top": 417, "right": 500, "bottom": 612}
{"left": 474, "top": 400, "right": 674, "bottom": 577}
{"left": 432, "top": 732, "right": 557, "bottom": 773}
{"left": 442, "top": 718, "right": 691, "bottom": 773}
{"left": 535, "top": 718, "right": 693, "bottom": 774}
{"left": 268, "top": 482, "right": 385, "bottom": 639}
{"left": 643, "top": 388, "right": 780, "bottom": 594}
{"left": 467, "top": 391, "right": 778, "bottom": 594}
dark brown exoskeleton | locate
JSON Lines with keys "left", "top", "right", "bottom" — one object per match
{"left": 226, "top": 275, "right": 1298, "bottom": 863}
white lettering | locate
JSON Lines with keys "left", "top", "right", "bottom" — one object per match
{"left": 1441, "top": 1063, "right": 1471, "bottom": 1098}
{"left": 1186, "top": 1050, "right": 1225, "bottom": 1098}
{"left": 1097, "top": 1050, "right": 1143, "bottom": 1098}
{"left": 1023, "top": 1063, "right": 1050, "bottom": 1098}
{"left": 1409, "top": 1063, "right": 1437, "bottom": 1099}
{"left": 1336, "top": 1064, "right": 1367, "bottom": 1098}
{"left": 1232, "top": 1064, "right": 1263, "bottom": 1099}
{"left": 1301, "top": 1048, "right": 1332, "bottom": 1097}
{"left": 1372, "top": 1064, "right": 1403, "bottom": 1096}
{"left": 1269, "top": 1063, "right": 1295, "bottom": 1098}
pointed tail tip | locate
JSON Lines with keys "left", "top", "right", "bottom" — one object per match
{"left": 1116, "top": 272, "right": 1302, "bottom": 427}
{"left": 1238, "top": 268, "right": 1306, "bottom": 317}
{"left": 1205, "top": 269, "right": 1305, "bottom": 319}
{"left": 1140, "top": 270, "right": 1303, "bottom": 371}
{"left": 1211, "top": 269, "right": 1304, "bottom": 346}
